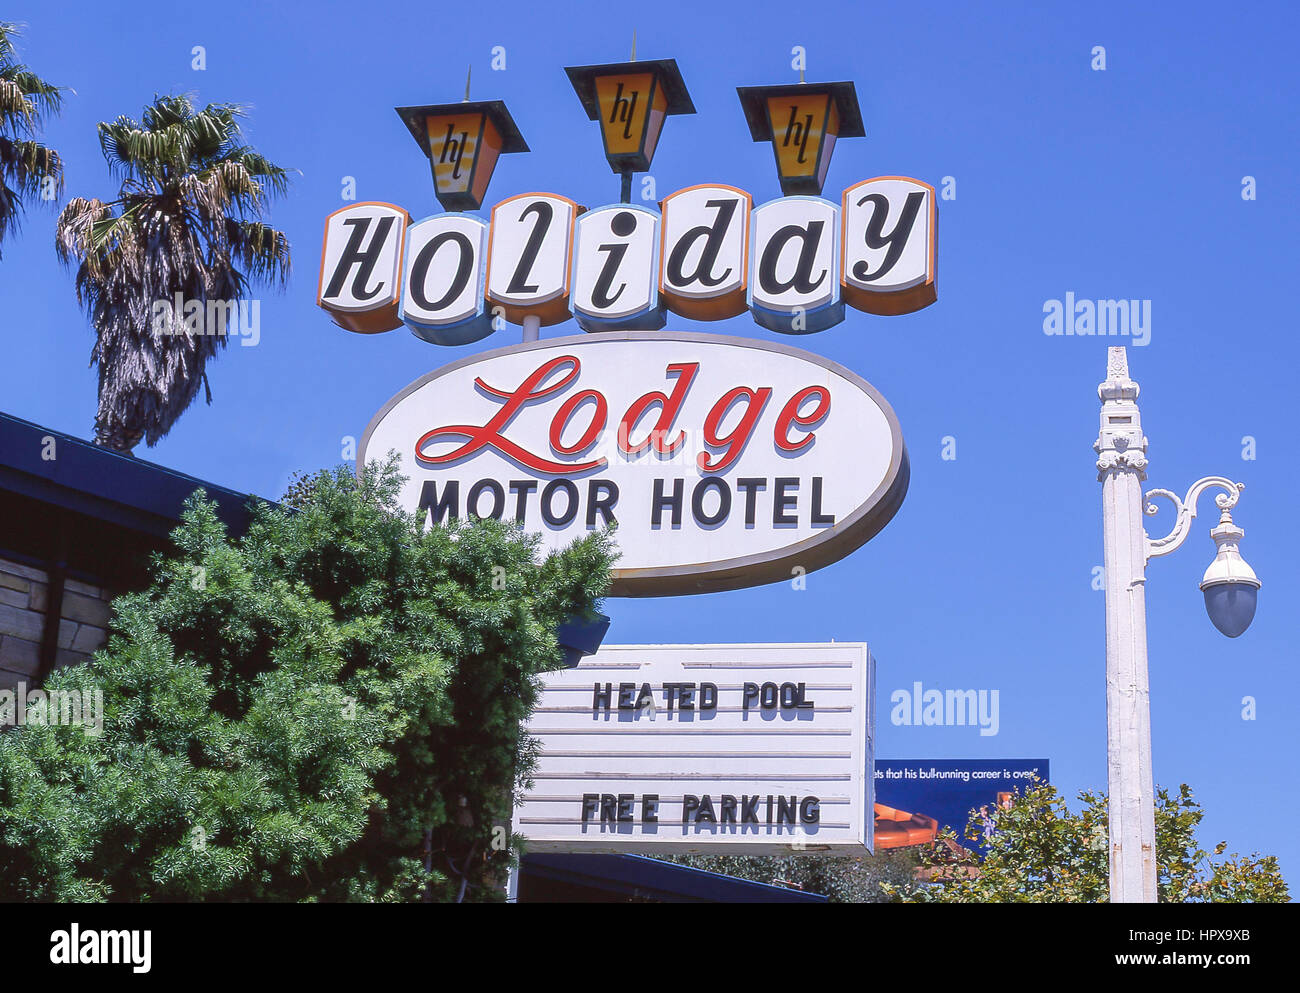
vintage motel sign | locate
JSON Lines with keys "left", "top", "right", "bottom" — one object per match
{"left": 395, "top": 100, "right": 528, "bottom": 212}
{"left": 748, "top": 196, "right": 842, "bottom": 334}
{"left": 319, "top": 181, "right": 939, "bottom": 335}
{"left": 400, "top": 213, "right": 493, "bottom": 345}
{"left": 317, "top": 202, "right": 410, "bottom": 334}
{"left": 358, "top": 331, "right": 909, "bottom": 596}
{"left": 841, "top": 177, "right": 937, "bottom": 316}
{"left": 571, "top": 204, "right": 666, "bottom": 332}
{"left": 565, "top": 59, "right": 695, "bottom": 175}
{"left": 518, "top": 642, "right": 875, "bottom": 854}
{"left": 485, "top": 192, "right": 581, "bottom": 326}
{"left": 319, "top": 71, "right": 937, "bottom": 337}
{"left": 737, "top": 81, "right": 865, "bottom": 197}
{"left": 658, "top": 185, "right": 752, "bottom": 321}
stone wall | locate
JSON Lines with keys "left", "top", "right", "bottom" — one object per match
{"left": 0, "top": 555, "right": 112, "bottom": 690}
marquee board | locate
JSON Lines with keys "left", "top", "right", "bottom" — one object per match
{"left": 516, "top": 642, "right": 874, "bottom": 854}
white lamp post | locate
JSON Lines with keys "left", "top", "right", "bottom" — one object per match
{"left": 1095, "top": 346, "right": 1260, "bottom": 903}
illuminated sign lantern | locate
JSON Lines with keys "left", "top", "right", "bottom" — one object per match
{"left": 841, "top": 177, "right": 937, "bottom": 315}
{"left": 400, "top": 213, "right": 493, "bottom": 345}
{"left": 317, "top": 202, "right": 410, "bottom": 334}
{"left": 565, "top": 58, "right": 695, "bottom": 177}
{"left": 659, "top": 185, "right": 752, "bottom": 321}
{"left": 486, "top": 192, "right": 581, "bottom": 326}
{"left": 748, "top": 195, "right": 842, "bottom": 334}
{"left": 571, "top": 204, "right": 666, "bottom": 332}
{"left": 518, "top": 642, "right": 876, "bottom": 854}
{"left": 394, "top": 100, "right": 528, "bottom": 212}
{"left": 736, "top": 81, "right": 865, "bottom": 197}
{"left": 357, "top": 331, "right": 909, "bottom": 597}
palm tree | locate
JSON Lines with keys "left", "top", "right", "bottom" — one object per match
{"left": 0, "top": 21, "right": 65, "bottom": 257}
{"left": 56, "top": 95, "right": 291, "bottom": 452}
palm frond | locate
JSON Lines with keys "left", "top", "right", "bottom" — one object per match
{"left": 0, "top": 66, "right": 64, "bottom": 122}
{"left": 0, "top": 21, "right": 66, "bottom": 256}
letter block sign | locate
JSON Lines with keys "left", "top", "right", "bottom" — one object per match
{"left": 318, "top": 181, "right": 937, "bottom": 339}
{"left": 571, "top": 204, "right": 666, "bottom": 332}
{"left": 486, "top": 192, "right": 580, "bottom": 326}
{"left": 317, "top": 202, "right": 411, "bottom": 333}
{"left": 748, "top": 196, "right": 842, "bottom": 334}
{"left": 659, "top": 184, "right": 751, "bottom": 321}
{"left": 400, "top": 213, "right": 494, "bottom": 346}
{"left": 840, "top": 177, "right": 936, "bottom": 316}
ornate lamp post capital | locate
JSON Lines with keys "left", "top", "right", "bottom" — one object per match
{"left": 1095, "top": 346, "right": 1149, "bottom": 480}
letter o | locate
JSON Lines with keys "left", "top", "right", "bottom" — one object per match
{"left": 541, "top": 479, "right": 580, "bottom": 527}
{"left": 691, "top": 476, "right": 731, "bottom": 526}
{"left": 550, "top": 389, "right": 607, "bottom": 456}
{"left": 780, "top": 682, "right": 799, "bottom": 708}
{"left": 467, "top": 479, "right": 505, "bottom": 519}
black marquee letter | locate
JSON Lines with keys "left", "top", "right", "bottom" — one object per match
{"left": 324, "top": 216, "right": 396, "bottom": 301}
{"left": 411, "top": 231, "right": 474, "bottom": 312}
{"left": 506, "top": 200, "right": 554, "bottom": 294}
{"left": 852, "top": 191, "right": 925, "bottom": 283}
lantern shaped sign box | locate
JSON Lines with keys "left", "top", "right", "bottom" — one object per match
{"left": 358, "top": 331, "right": 909, "bottom": 596}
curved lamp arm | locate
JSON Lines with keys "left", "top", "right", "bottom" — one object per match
{"left": 1144, "top": 477, "right": 1244, "bottom": 561}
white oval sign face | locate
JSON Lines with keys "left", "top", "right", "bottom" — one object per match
{"left": 659, "top": 186, "right": 751, "bottom": 320}
{"left": 486, "top": 193, "right": 578, "bottom": 325}
{"left": 840, "top": 177, "right": 936, "bottom": 315}
{"left": 749, "top": 195, "right": 843, "bottom": 334}
{"left": 571, "top": 204, "right": 664, "bottom": 331}
{"left": 317, "top": 202, "right": 409, "bottom": 333}
{"left": 400, "top": 214, "right": 493, "bottom": 345}
{"left": 358, "top": 332, "right": 908, "bottom": 596}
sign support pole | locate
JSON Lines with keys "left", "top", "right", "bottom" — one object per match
{"left": 522, "top": 314, "right": 540, "bottom": 343}
{"left": 1096, "top": 347, "right": 1157, "bottom": 902}
{"left": 505, "top": 864, "right": 520, "bottom": 903}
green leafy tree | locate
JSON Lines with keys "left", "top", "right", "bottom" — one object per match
{"left": 0, "top": 21, "right": 65, "bottom": 256}
{"left": 884, "top": 782, "right": 1288, "bottom": 903}
{"left": 0, "top": 457, "right": 615, "bottom": 901}
{"left": 55, "top": 95, "right": 291, "bottom": 452}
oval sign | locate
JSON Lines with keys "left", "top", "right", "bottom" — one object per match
{"left": 358, "top": 332, "right": 908, "bottom": 596}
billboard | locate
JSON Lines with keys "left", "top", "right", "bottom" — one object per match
{"left": 873, "top": 758, "right": 1050, "bottom": 853}
{"left": 517, "top": 643, "right": 875, "bottom": 854}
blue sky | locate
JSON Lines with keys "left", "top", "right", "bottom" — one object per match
{"left": 3, "top": 1, "right": 1297, "bottom": 885}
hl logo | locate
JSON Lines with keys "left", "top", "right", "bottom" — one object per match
{"left": 438, "top": 121, "right": 470, "bottom": 179}
{"left": 782, "top": 105, "right": 814, "bottom": 165}
{"left": 608, "top": 81, "right": 640, "bottom": 141}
